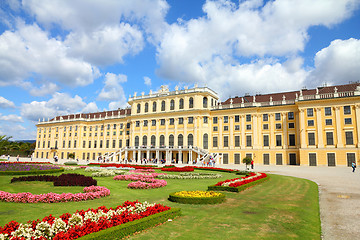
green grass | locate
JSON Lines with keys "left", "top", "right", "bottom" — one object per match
{"left": 0, "top": 169, "right": 321, "bottom": 239}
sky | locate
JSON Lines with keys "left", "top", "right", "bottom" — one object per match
{"left": 0, "top": 0, "right": 360, "bottom": 140}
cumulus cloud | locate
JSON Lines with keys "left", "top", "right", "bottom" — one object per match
{"left": 144, "top": 76, "right": 152, "bottom": 86}
{"left": 0, "top": 123, "right": 34, "bottom": 140}
{"left": 0, "top": 114, "right": 23, "bottom": 122}
{"left": 29, "top": 82, "right": 60, "bottom": 96}
{"left": 156, "top": 0, "right": 360, "bottom": 97}
{"left": 82, "top": 102, "right": 99, "bottom": 114}
{"left": 308, "top": 38, "right": 360, "bottom": 87}
{"left": 0, "top": 97, "right": 15, "bottom": 108}
{"left": 98, "top": 73, "right": 128, "bottom": 108}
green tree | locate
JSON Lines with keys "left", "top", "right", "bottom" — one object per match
{"left": 68, "top": 153, "right": 75, "bottom": 159}
{"left": 242, "top": 156, "right": 252, "bottom": 170}
{"left": 0, "top": 135, "right": 12, "bottom": 155}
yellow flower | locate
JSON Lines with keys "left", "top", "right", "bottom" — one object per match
{"left": 174, "top": 191, "right": 222, "bottom": 198}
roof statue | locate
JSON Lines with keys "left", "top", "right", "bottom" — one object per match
{"left": 158, "top": 85, "right": 169, "bottom": 94}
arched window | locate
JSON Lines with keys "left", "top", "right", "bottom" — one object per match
{"left": 142, "top": 135, "right": 147, "bottom": 146}
{"left": 151, "top": 135, "right": 156, "bottom": 147}
{"left": 189, "top": 97, "right": 194, "bottom": 108}
{"left": 211, "top": 98, "right": 214, "bottom": 106}
{"left": 145, "top": 103, "right": 149, "bottom": 113}
{"left": 203, "top": 97, "right": 208, "bottom": 108}
{"left": 179, "top": 98, "right": 184, "bottom": 109}
{"left": 137, "top": 104, "right": 141, "bottom": 113}
{"left": 203, "top": 133, "right": 208, "bottom": 149}
{"left": 160, "top": 135, "right": 165, "bottom": 147}
{"left": 170, "top": 99, "right": 175, "bottom": 110}
{"left": 161, "top": 100, "right": 166, "bottom": 111}
{"left": 178, "top": 134, "right": 183, "bottom": 147}
{"left": 153, "top": 102, "right": 157, "bottom": 112}
{"left": 169, "top": 134, "right": 174, "bottom": 147}
{"left": 188, "top": 134, "right": 193, "bottom": 147}
{"left": 135, "top": 136, "right": 139, "bottom": 147}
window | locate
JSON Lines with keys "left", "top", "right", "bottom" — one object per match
{"left": 203, "top": 97, "right": 208, "bottom": 108}
{"left": 234, "top": 154, "right": 241, "bottom": 164}
{"left": 224, "top": 126, "right": 229, "bottom": 131}
{"left": 276, "top": 153, "right": 283, "bottom": 165}
{"left": 235, "top": 125, "right": 240, "bottom": 131}
{"left": 106, "top": 140, "right": 109, "bottom": 148}
{"left": 152, "top": 120, "right": 156, "bottom": 126}
{"left": 307, "top": 108, "right": 314, "bottom": 117}
{"left": 126, "top": 123, "right": 130, "bottom": 128}
{"left": 113, "top": 131, "right": 116, "bottom": 136}
{"left": 179, "top": 118, "right": 184, "bottom": 124}
{"left": 246, "top": 153, "right": 252, "bottom": 159}
{"left": 94, "top": 140, "right": 97, "bottom": 148}
{"left": 213, "top": 137, "right": 218, "bottom": 147}
{"left": 170, "top": 100, "right": 174, "bottom": 110}
{"left": 223, "top": 153, "right": 228, "bottom": 164}
{"left": 188, "top": 117, "right": 194, "bottom": 124}
{"left": 178, "top": 134, "right": 183, "bottom": 147}
{"left": 289, "top": 134, "right": 296, "bottom": 146}
{"left": 135, "top": 136, "right": 139, "bottom": 147}
{"left": 288, "top": 122, "right": 295, "bottom": 128}
{"left": 344, "top": 106, "right": 351, "bottom": 115}
{"left": 235, "top": 115, "right": 240, "bottom": 122}
{"left": 263, "top": 114, "right": 268, "bottom": 121}
{"left": 325, "top": 107, "right": 332, "bottom": 116}
{"left": 213, "top": 126, "right": 218, "bottom": 131}
{"left": 309, "top": 153, "right": 317, "bottom": 166}
{"left": 189, "top": 97, "right": 194, "bottom": 108}
{"left": 213, "top": 117, "right": 218, "bottom": 124}
{"left": 263, "top": 135, "right": 269, "bottom": 147}
{"left": 188, "top": 134, "right": 193, "bottom": 146}
{"left": 119, "top": 124, "right": 123, "bottom": 129}
{"left": 203, "top": 116, "right": 208, "bottom": 123}
{"left": 325, "top": 119, "right": 332, "bottom": 125}
{"left": 152, "top": 102, "right": 157, "bottom": 112}
{"left": 308, "top": 120, "right": 314, "bottom": 126}
{"left": 347, "top": 153, "right": 356, "bottom": 167}
{"left": 142, "top": 136, "right": 147, "bottom": 146}
{"left": 246, "top": 135, "right": 252, "bottom": 147}
{"left": 346, "top": 131, "right": 354, "bottom": 145}
{"left": 246, "top": 114, "right": 251, "bottom": 122}
{"left": 203, "top": 133, "right": 208, "bottom": 149}
{"left": 308, "top": 133, "right": 315, "bottom": 146}
{"left": 179, "top": 98, "right": 184, "bottom": 109}
{"left": 327, "top": 153, "right": 336, "bottom": 166}
{"left": 144, "top": 120, "right": 148, "bottom": 127}
{"left": 263, "top": 154, "right": 270, "bottom": 165}
{"left": 83, "top": 141, "right": 86, "bottom": 148}
{"left": 224, "top": 116, "right": 229, "bottom": 123}
{"left": 162, "top": 100, "right": 166, "bottom": 111}
{"left": 160, "top": 119, "right": 165, "bottom": 125}
{"left": 119, "top": 140, "right": 122, "bottom": 148}
{"left": 276, "top": 123, "right": 281, "bottom": 129}
{"left": 288, "top": 112, "right": 294, "bottom": 120}
{"left": 137, "top": 104, "right": 141, "bottom": 113}
{"left": 235, "top": 136, "right": 240, "bottom": 147}
{"left": 246, "top": 124, "right": 251, "bottom": 130}
{"left": 275, "top": 113, "right": 281, "bottom": 121}
{"left": 112, "top": 140, "right": 116, "bottom": 148}
{"left": 326, "top": 132, "right": 334, "bottom": 145}
{"left": 223, "top": 136, "right": 229, "bottom": 147}
{"left": 276, "top": 135, "right": 282, "bottom": 146}
{"left": 136, "top": 121, "right": 140, "bottom": 127}
{"left": 170, "top": 118, "right": 174, "bottom": 125}
{"left": 151, "top": 135, "right": 156, "bottom": 147}
{"left": 145, "top": 103, "right": 149, "bottom": 112}
{"left": 345, "top": 118, "right": 352, "bottom": 124}
{"left": 263, "top": 124, "right": 269, "bottom": 130}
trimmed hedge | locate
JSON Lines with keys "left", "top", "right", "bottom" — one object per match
{"left": 236, "top": 170, "right": 253, "bottom": 176}
{"left": 78, "top": 208, "right": 181, "bottom": 240}
{"left": 168, "top": 192, "right": 226, "bottom": 204}
{"left": 194, "top": 167, "right": 239, "bottom": 173}
{"left": 0, "top": 168, "right": 64, "bottom": 176}
{"left": 208, "top": 176, "right": 270, "bottom": 192}
{"left": 64, "top": 161, "right": 78, "bottom": 165}
{"left": 11, "top": 173, "right": 97, "bottom": 186}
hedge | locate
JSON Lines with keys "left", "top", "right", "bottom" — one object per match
{"left": 0, "top": 168, "right": 64, "bottom": 176}
{"left": 168, "top": 193, "right": 226, "bottom": 204}
{"left": 78, "top": 208, "right": 181, "bottom": 240}
{"left": 64, "top": 161, "right": 78, "bottom": 165}
{"left": 194, "top": 167, "right": 239, "bottom": 173}
{"left": 207, "top": 176, "right": 270, "bottom": 192}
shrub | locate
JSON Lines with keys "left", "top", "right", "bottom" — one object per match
{"left": 169, "top": 191, "right": 225, "bottom": 204}
{"left": 64, "top": 161, "right": 78, "bottom": 165}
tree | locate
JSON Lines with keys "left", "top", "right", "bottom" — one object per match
{"left": 68, "top": 153, "right": 75, "bottom": 159}
{"left": 242, "top": 156, "right": 252, "bottom": 170}
{"left": 0, "top": 135, "right": 12, "bottom": 155}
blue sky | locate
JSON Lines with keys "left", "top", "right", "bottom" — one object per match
{"left": 0, "top": 0, "right": 360, "bottom": 140}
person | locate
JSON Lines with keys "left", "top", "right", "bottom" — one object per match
{"left": 251, "top": 160, "right": 254, "bottom": 169}
{"left": 7, "top": 155, "right": 10, "bottom": 161}
{"left": 352, "top": 161, "right": 356, "bottom": 172}
{"left": 16, "top": 155, "right": 20, "bottom": 162}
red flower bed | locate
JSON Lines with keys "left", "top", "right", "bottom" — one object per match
{"left": 161, "top": 167, "right": 194, "bottom": 172}
{"left": 97, "top": 164, "right": 157, "bottom": 170}
{"left": 0, "top": 201, "right": 171, "bottom": 239}
{"left": 194, "top": 166, "right": 238, "bottom": 172}
{"left": 11, "top": 173, "right": 97, "bottom": 187}
{"left": 214, "top": 172, "right": 267, "bottom": 187}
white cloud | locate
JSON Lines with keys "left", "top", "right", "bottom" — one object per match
{"left": 308, "top": 38, "right": 360, "bottom": 87}
{"left": 29, "top": 82, "right": 60, "bottom": 96}
{"left": 98, "top": 73, "right": 128, "bottom": 108}
{"left": 20, "top": 92, "right": 88, "bottom": 121}
{"left": 0, "top": 123, "right": 30, "bottom": 140}
{"left": 0, "top": 114, "right": 23, "bottom": 122}
{"left": 0, "top": 97, "right": 16, "bottom": 108}
{"left": 144, "top": 76, "right": 152, "bottom": 86}
{"left": 156, "top": 0, "right": 360, "bottom": 97}
{"left": 82, "top": 102, "right": 99, "bottom": 114}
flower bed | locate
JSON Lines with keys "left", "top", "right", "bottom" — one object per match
{"left": 169, "top": 191, "right": 225, "bottom": 204}
{"left": 0, "top": 185, "right": 110, "bottom": 203}
{"left": 158, "top": 172, "right": 222, "bottom": 179}
{"left": 208, "top": 172, "right": 269, "bottom": 192}
{"left": 161, "top": 166, "right": 194, "bottom": 172}
{"left": 114, "top": 174, "right": 167, "bottom": 189}
{"left": 0, "top": 163, "right": 63, "bottom": 175}
{"left": 11, "top": 173, "right": 97, "bottom": 187}
{"left": 129, "top": 169, "right": 155, "bottom": 173}
{"left": 90, "top": 163, "right": 157, "bottom": 170}
{"left": 194, "top": 166, "right": 239, "bottom": 173}
{"left": 0, "top": 200, "right": 180, "bottom": 239}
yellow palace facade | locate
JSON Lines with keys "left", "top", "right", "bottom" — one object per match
{"left": 34, "top": 83, "right": 360, "bottom": 167}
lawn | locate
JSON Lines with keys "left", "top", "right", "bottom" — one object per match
{"left": 0, "top": 168, "right": 321, "bottom": 239}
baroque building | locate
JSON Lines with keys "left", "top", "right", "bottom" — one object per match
{"left": 34, "top": 83, "right": 360, "bottom": 167}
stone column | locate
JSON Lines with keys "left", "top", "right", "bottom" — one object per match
{"left": 270, "top": 113, "right": 275, "bottom": 148}
{"left": 179, "top": 150, "right": 182, "bottom": 163}
{"left": 137, "top": 150, "right": 141, "bottom": 161}
{"left": 241, "top": 115, "right": 245, "bottom": 148}
{"left": 315, "top": 108, "right": 323, "bottom": 148}
{"left": 219, "top": 117, "right": 223, "bottom": 148}
{"left": 334, "top": 106, "right": 343, "bottom": 147}
{"left": 282, "top": 112, "right": 288, "bottom": 149}
{"left": 229, "top": 116, "right": 234, "bottom": 149}
{"left": 299, "top": 109, "right": 306, "bottom": 148}
{"left": 253, "top": 114, "right": 258, "bottom": 148}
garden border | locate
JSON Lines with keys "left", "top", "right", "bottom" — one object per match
{"left": 168, "top": 192, "right": 226, "bottom": 204}
{"left": 207, "top": 176, "right": 270, "bottom": 192}
{"left": 0, "top": 168, "right": 64, "bottom": 176}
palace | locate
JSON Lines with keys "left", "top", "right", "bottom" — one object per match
{"left": 34, "top": 83, "right": 360, "bottom": 167}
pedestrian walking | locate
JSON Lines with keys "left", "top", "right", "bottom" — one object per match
{"left": 352, "top": 161, "right": 356, "bottom": 172}
{"left": 16, "top": 155, "right": 20, "bottom": 162}
{"left": 251, "top": 160, "right": 254, "bottom": 169}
